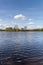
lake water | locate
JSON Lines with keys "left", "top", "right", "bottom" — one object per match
{"left": 0, "top": 32, "right": 43, "bottom": 65}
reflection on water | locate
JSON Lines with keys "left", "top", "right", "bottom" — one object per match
{"left": 0, "top": 32, "right": 43, "bottom": 65}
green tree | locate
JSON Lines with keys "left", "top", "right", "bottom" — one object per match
{"left": 5, "top": 27, "right": 13, "bottom": 31}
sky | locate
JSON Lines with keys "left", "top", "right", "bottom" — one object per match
{"left": 0, "top": 0, "right": 43, "bottom": 29}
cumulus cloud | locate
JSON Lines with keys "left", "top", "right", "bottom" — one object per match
{"left": 27, "top": 22, "right": 36, "bottom": 29}
{"left": 28, "top": 22, "right": 34, "bottom": 25}
{"left": 0, "top": 24, "right": 9, "bottom": 29}
{"left": 4, "top": 24, "right": 9, "bottom": 28}
{"left": 0, "top": 24, "right": 5, "bottom": 29}
{"left": 14, "top": 14, "right": 25, "bottom": 20}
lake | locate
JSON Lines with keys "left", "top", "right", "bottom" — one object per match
{"left": 0, "top": 32, "right": 43, "bottom": 65}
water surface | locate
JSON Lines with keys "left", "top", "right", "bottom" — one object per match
{"left": 0, "top": 32, "right": 43, "bottom": 65}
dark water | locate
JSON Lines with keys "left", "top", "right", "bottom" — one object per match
{"left": 0, "top": 32, "right": 43, "bottom": 65}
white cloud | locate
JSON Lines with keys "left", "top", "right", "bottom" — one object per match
{"left": 14, "top": 14, "right": 25, "bottom": 20}
{"left": 28, "top": 22, "right": 34, "bottom": 25}
{"left": 4, "top": 24, "right": 9, "bottom": 28}
{"left": 27, "top": 22, "right": 36, "bottom": 29}
{"left": 0, "top": 24, "right": 10, "bottom": 29}
{"left": 0, "top": 24, "right": 5, "bottom": 29}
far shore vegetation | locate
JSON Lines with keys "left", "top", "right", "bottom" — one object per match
{"left": 0, "top": 26, "right": 43, "bottom": 32}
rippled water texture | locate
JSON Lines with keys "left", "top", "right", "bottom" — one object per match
{"left": 0, "top": 32, "right": 43, "bottom": 65}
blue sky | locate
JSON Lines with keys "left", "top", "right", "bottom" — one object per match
{"left": 0, "top": 0, "right": 43, "bottom": 28}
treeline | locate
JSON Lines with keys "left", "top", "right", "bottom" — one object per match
{"left": 5, "top": 27, "right": 43, "bottom": 31}
{"left": 0, "top": 27, "right": 43, "bottom": 32}
{"left": 5, "top": 27, "right": 27, "bottom": 32}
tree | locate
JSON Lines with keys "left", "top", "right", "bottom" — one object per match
{"left": 5, "top": 27, "right": 13, "bottom": 31}
{"left": 14, "top": 25, "right": 20, "bottom": 31}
